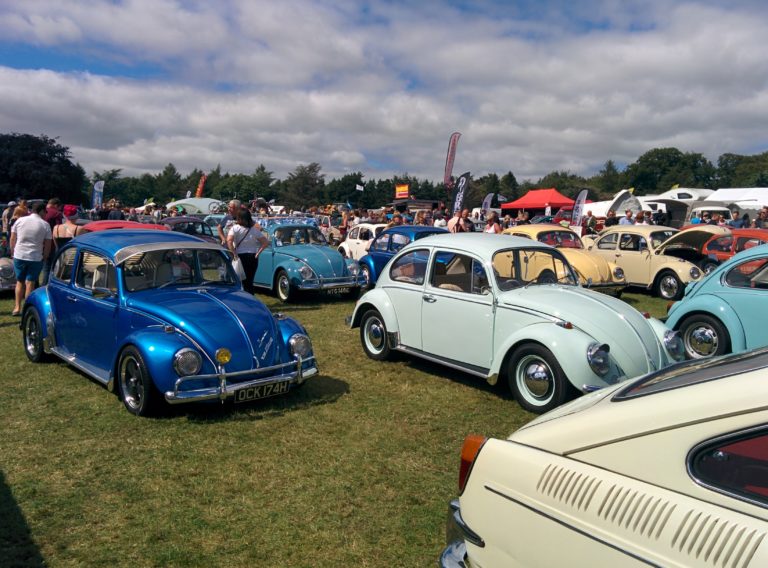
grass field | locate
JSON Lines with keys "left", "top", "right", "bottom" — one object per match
{"left": 0, "top": 289, "right": 668, "bottom": 567}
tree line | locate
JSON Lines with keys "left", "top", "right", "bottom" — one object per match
{"left": 2, "top": 133, "right": 768, "bottom": 210}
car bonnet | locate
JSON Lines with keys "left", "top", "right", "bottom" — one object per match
{"left": 655, "top": 225, "right": 730, "bottom": 254}
{"left": 559, "top": 249, "right": 613, "bottom": 284}
{"left": 499, "top": 286, "right": 664, "bottom": 377}
{"left": 126, "top": 288, "right": 281, "bottom": 370}
{"left": 277, "top": 244, "right": 348, "bottom": 276}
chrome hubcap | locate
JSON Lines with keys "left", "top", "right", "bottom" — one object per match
{"left": 660, "top": 276, "right": 678, "bottom": 298}
{"left": 278, "top": 276, "right": 289, "bottom": 298}
{"left": 365, "top": 318, "right": 385, "bottom": 352}
{"left": 517, "top": 355, "right": 553, "bottom": 400}
{"left": 25, "top": 316, "right": 39, "bottom": 357}
{"left": 685, "top": 325, "right": 718, "bottom": 357}
{"left": 120, "top": 357, "right": 143, "bottom": 409}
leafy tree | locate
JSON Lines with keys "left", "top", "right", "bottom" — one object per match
{"left": 593, "top": 159, "right": 623, "bottom": 197}
{"left": 716, "top": 151, "right": 768, "bottom": 187}
{"left": 0, "top": 133, "right": 87, "bottom": 203}
{"left": 535, "top": 171, "right": 589, "bottom": 198}
{"left": 154, "top": 163, "right": 184, "bottom": 203}
{"left": 499, "top": 171, "right": 520, "bottom": 203}
{"left": 252, "top": 164, "right": 276, "bottom": 200}
{"left": 280, "top": 163, "right": 325, "bottom": 210}
{"left": 624, "top": 148, "right": 716, "bottom": 194}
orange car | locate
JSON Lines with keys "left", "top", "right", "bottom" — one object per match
{"left": 700, "top": 228, "right": 768, "bottom": 273}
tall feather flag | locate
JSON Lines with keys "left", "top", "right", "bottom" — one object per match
{"left": 92, "top": 180, "right": 105, "bottom": 208}
{"left": 195, "top": 174, "right": 207, "bottom": 198}
{"left": 443, "top": 132, "right": 461, "bottom": 191}
{"left": 451, "top": 172, "right": 470, "bottom": 215}
{"left": 571, "top": 189, "right": 588, "bottom": 228}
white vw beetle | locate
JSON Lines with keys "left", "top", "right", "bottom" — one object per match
{"left": 441, "top": 348, "right": 768, "bottom": 567}
{"left": 348, "top": 234, "right": 684, "bottom": 413}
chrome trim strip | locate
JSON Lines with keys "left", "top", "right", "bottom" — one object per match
{"left": 484, "top": 485, "right": 660, "bottom": 566}
{"left": 114, "top": 241, "right": 225, "bottom": 265}
{"left": 50, "top": 347, "right": 110, "bottom": 385}
{"left": 395, "top": 345, "right": 489, "bottom": 379}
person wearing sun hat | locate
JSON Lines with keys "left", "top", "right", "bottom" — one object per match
{"left": 2, "top": 200, "right": 17, "bottom": 238}
{"left": 52, "top": 205, "right": 84, "bottom": 249}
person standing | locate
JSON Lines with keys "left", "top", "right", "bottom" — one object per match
{"left": 447, "top": 210, "right": 464, "bottom": 232}
{"left": 619, "top": 209, "right": 635, "bottom": 225}
{"left": 52, "top": 205, "right": 84, "bottom": 248}
{"left": 2, "top": 200, "right": 17, "bottom": 238}
{"left": 10, "top": 201, "right": 51, "bottom": 316}
{"left": 217, "top": 200, "right": 241, "bottom": 245}
{"left": 584, "top": 210, "right": 597, "bottom": 234}
{"left": 484, "top": 212, "right": 502, "bottom": 233}
{"left": 604, "top": 210, "right": 619, "bottom": 227}
{"left": 40, "top": 197, "right": 63, "bottom": 285}
{"left": 227, "top": 209, "right": 269, "bottom": 295}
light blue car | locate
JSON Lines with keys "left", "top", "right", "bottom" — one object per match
{"left": 666, "top": 243, "right": 768, "bottom": 359}
{"left": 253, "top": 218, "right": 365, "bottom": 301}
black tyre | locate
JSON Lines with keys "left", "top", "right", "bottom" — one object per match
{"left": 275, "top": 270, "right": 293, "bottom": 302}
{"left": 654, "top": 270, "right": 684, "bottom": 300}
{"left": 22, "top": 308, "right": 47, "bottom": 363}
{"left": 360, "top": 264, "right": 373, "bottom": 291}
{"left": 679, "top": 314, "right": 730, "bottom": 359}
{"left": 360, "top": 309, "right": 391, "bottom": 360}
{"left": 508, "top": 344, "right": 574, "bottom": 414}
{"left": 117, "top": 346, "right": 160, "bottom": 416}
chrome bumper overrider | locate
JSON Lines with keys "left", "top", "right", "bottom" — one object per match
{"left": 440, "top": 498, "right": 483, "bottom": 566}
{"left": 297, "top": 275, "right": 365, "bottom": 291}
{"left": 164, "top": 356, "right": 318, "bottom": 404}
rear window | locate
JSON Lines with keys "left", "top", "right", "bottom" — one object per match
{"left": 614, "top": 348, "right": 768, "bottom": 401}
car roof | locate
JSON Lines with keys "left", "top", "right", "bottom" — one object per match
{"left": 380, "top": 225, "right": 447, "bottom": 236}
{"left": 600, "top": 224, "right": 677, "bottom": 236}
{"left": 72, "top": 230, "right": 221, "bottom": 263}
{"left": 161, "top": 216, "right": 205, "bottom": 224}
{"left": 409, "top": 232, "right": 551, "bottom": 255}
{"left": 505, "top": 224, "right": 578, "bottom": 237}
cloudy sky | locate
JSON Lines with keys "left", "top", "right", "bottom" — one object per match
{"left": 1, "top": 0, "right": 767, "bottom": 185}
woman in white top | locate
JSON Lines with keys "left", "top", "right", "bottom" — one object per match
{"left": 227, "top": 209, "right": 269, "bottom": 294}
{"left": 484, "top": 212, "right": 502, "bottom": 234}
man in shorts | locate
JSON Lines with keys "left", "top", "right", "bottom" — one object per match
{"left": 10, "top": 201, "right": 52, "bottom": 316}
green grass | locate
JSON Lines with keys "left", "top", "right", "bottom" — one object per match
{"left": 0, "top": 289, "right": 668, "bottom": 567}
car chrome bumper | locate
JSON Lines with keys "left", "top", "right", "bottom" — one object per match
{"left": 164, "top": 356, "right": 318, "bottom": 404}
{"left": 297, "top": 275, "right": 364, "bottom": 291}
{"left": 441, "top": 498, "right": 483, "bottom": 567}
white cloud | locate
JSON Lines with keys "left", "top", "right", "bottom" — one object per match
{"left": 0, "top": 0, "right": 767, "bottom": 185}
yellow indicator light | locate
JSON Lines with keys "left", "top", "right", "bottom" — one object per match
{"left": 215, "top": 348, "right": 232, "bottom": 365}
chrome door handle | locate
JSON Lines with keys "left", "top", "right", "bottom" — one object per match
{"left": 423, "top": 295, "right": 437, "bottom": 303}
{"left": 66, "top": 296, "right": 78, "bottom": 302}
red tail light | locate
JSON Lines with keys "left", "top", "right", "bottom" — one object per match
{"left": 459, "top": 435, "right": 487, "bottom": 493}
{"left": 642, "top": 312, "right": 651, "bottom": 319}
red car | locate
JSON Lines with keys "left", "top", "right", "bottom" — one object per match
{"left": 82, "top": 220, "right": 170, "bottom": 232}
{"left": 700, "top": 228, "right": 768, "bottom": 273}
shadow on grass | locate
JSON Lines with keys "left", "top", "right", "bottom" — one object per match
{"left": 398, "top": 356, "right": 513, "bottom": 401}
{"left": 0, "top": 470, "right": 45, "bottom": 568}
{"left": 175, "top": 375, "right": 351, "bottom": 423}
{"left": 0, "top": 319, "right": 22, "bottom": 330}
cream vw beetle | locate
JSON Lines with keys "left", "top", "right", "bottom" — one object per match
{"left": 587, "top": 225, "right": 728, "bottom": 300}
{"left": 441, "top": 348, "right": 768, "bottom": 567}
{"left": 348, "top": 234, "right": 684, "bottom": 413}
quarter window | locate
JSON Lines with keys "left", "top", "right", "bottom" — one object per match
{"left": 372, "top": 235, "right": 390, "bottom": 252}
{"left": 390, "top": 234, "right": 410, "bottom": 252}
{"left": 348, "top": 227, "right": 359, "bottom": 240}
{"left": 389, "top": 249, "right": 428, "bottom": 285}
{"left": 690, "top": 428, "right": 768, "bottom": 507}
{"left": 51, "top": 248, "right": 77, "bottom": 283}
{"left": 597, "top": 233, "right": 618, "bottom": 250}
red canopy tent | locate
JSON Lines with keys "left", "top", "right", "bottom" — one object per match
{"left": 501, "top": 188, "right": 574, "bottom": 210}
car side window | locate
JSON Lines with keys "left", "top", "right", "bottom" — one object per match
{"left": 690, "top": 428, "right": 768, "bottom": 507}
{"left": 725, "top": 258, "right": 768, "bottom": 289}
{"left": 76, "top": 251, "right": 117, "bottom": 294}
{"left": 51, "top": 248, "right": 77, "bottom": 283}
{"left": 619, "top": 234, "right": 641, "bottom": 251}
{"left": 597, "top": 233, "right": 618, "bottom": 250}
{"left": 706, "top": 236, "right": 733, "bottom": 253}
{"left": 390, "top": 234, "right": 410, "bottom": 252}
{"left": 349, "top": 227, "right": 359, "bottom": 240}
{"left": 372, "top": 235, "right": 390, "bottom": 252}
{"left": 430, "top": 251, "right": 488, "bottom": 294}
{"left": 738, "top": 237, "right": 765, "bottom": 252}
{"left": 389, "top": 249, "right": 428, "bottom": 285}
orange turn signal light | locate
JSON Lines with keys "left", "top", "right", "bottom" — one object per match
{"left": 459, "top": 434, "right": 488, "bottom": 494}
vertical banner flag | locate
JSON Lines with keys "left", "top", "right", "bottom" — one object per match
{"left": 395, "top": 183, "right": 409, "bottom": 199}
{"left": 481, "top": 192, "right": 494, "bottom": 212}
{"left": 571, "top": 189, "right": 588, "bottom": 228}
{"left": 451, "top": 172, "right": 470, "bottom": 215}
{"left": 186, "top": 190, "right": 192, "bottom": 198}
{"left": 195, "top": 174, "right": 207, "bottom": 198}
{"left": 355, "top": 183, "right": 364, "bottom": 192}
{"left": 92, "top": 180, "right": 105, "bottom": 208}
{"left": 443, "top": 132, "right": 462, "bottom": 192}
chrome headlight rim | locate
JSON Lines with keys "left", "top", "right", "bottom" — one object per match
{"left": 288, "top": 333, "right": 312, "bottom": 359}
{"left": 613, "top": 267, "right": 625, "bottom": 280}
{"left": 298, "top": 263, "right": 316, "bottom": 279}
{"left": 689, "top": 266, "right": 701, "bottom": 279}
{"left": 587, "top": 342, "right": 611, "bottom": 377}
{"left": 347, "top": 261, "right": 360, "bottom": 276}
{"left": 173, "top": 347, "right": 203, "bottom": 376}
{"left": 663, "top": 329, "right": 685, "bottom": 360}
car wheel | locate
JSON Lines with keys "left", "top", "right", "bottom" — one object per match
{"left": 22, "top": 308, "right": 47, "bottom": 363}
{"left": 679, "top": 315, "right": 730, "bottom": 359}
{"left": 537, "top": 270, "right": 557, "bottom": 284}
{"left": 700, "top": 260, "right": 719, "bottom": 275}
{"left": 508, "top": 344, "right": 573, "bottom": 414}
{"left": 118, "top": 346, "right": 160, "bottom": 416}
{"left": 275, "top": 270, "right": 293, "bottom": 302}
{"left": 655, "top": 270, "right": 684, "bottom": 300}
{"left": 360, "top": 264, "right": 373, "bottom": 291}
{"left": 360, "top": 309, "right": 391, "bottom": 360}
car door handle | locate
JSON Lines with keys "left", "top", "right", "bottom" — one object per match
{"left": 423, "top": 295, "right": 437, "bottom": 303}
{"left": 66, "top": 295, "right": 78, "bottom": 302}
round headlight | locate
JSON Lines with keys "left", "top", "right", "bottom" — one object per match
{"left": 664, "top": 330, "right": 685, "bottom": 361}
{"left": 613, "top": 267, "right": 625, "bottom": 280}
{"left": 288, "top": 334, "right": 312, "bottom": 358}
{"left": 299, "top": 264, "right": 315, "bottom": 279}
{"left": 690, "top": 266, "right": 701, "bottom": 279}
{"left": 587, "top": 343, "right": 611, "bottom": 377}
{"left": 0, "top": 262, "right": 13, "bottom": 279}
{"left": 215, "top": 347, "right": 232, "bottom": 365}
{"left": 348, "top": 262, "right": 360, "bottom": 276}
{"left": 173, "top": 348, "right": 202, "bottom": 376}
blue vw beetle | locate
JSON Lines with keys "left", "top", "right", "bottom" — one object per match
{"left": 252, "top": 218, "right": 365, "bottom": 301}
{"left": 21, "top": 230, "right": 318, "bottom": 416}
{"left": 358, "top": 225, "right": 448, "bottom": 289}
{"left": 666, "top": 243, "right": 768, "bottom": 359}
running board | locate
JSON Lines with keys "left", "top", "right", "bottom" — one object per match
{"left": 394, "top": 345, "right": 491, "bottom": 379}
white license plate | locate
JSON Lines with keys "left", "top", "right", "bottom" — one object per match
{"left": 233, "top": 381, "right": 290, "bottom": 403}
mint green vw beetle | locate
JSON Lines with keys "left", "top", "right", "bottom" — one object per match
{"left": 349, "top": 233, "right": 684, "bottom": 413}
